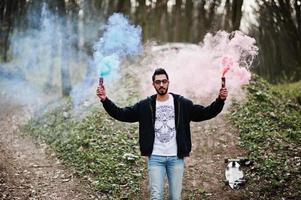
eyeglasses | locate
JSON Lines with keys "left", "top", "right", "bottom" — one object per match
{"left": 154, "top": 79, "right": 169, "bottom": 85}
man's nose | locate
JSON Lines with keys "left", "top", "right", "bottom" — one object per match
{"left": 160, "top": 82, "right": 164, "bottom": 86}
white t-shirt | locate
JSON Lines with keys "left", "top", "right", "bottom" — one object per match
{"left": 152, "top": 94, "right": 177, "bottom": 156}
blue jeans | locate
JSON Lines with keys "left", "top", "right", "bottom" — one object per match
{"left": 148, "top": 155, "right": 184, "bottom": 200}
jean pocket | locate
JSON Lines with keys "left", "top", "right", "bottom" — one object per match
{"left": 148, "top": 155, "right": 165, "bottom": 166}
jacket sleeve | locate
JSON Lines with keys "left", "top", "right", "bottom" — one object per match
{"left": 190, "top": 97, "right": 225, "bottom": 122}
{"left": 101, "top": 98, "right": 139, "bottom": 123}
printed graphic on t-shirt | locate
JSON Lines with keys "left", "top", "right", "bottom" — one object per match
{"left": 155, "top": 105, "right": 176, "bottom": 143}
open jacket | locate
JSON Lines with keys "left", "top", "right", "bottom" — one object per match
{"left": 101, "top": 93, "right": 225, "bottom": 158}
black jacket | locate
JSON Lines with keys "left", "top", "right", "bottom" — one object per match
{"left": 101, "top": 93, "right": 225, "bottom": 158}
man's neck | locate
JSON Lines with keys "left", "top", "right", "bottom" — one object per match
{"left": 156, "top": 93, "right": 169, "bottom": 102}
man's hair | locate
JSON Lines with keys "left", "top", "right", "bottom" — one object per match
{"left": 152, "top": 68, "right": 169, "bottom": 82}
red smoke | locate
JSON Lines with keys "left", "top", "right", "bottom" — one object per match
{"left": 221, "top": 56, "right": 233, "bottom": 77}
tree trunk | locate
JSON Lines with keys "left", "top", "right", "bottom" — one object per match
{"left": 2, "top": 0, "right": 18, "bottom": 62}
{"left": 174, "top": 0, "right": 182, "bottom": 41}
{"left": 197, "top": 0, "right": 206, "bottom": 40}
{"left": 0, "top": 0, "right": 5, "bottom": 21}
{"left": 231, "top": 0, "right": 243, "bottom": 30}
{"left": 56, "top": 0, "right": 72, "bottom": 96}
{"left": 223, "top": 0, "right": 231, "bottom": 31}
{"left": 185, "top": 0, "right": 193, "bottom": 42}
{"left": 294, "top": 0, "right": 301, "bottom": 66}
{"left": 135, "top": 0, "right": 146, "bottom": 41}
{"left": 116, "top": 0, "right": 131, "bottom": 15}
{"left": 207, "top": 0, "right": 218, "bottom": 28}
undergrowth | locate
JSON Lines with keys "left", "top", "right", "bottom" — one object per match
{"left": 24, "top": 101, "right": 144, "bottom": 199}
{"left": 23, "top": 69, "right": 146, "bottom": 199}
{"left": 23, "top": 71, "right": 301, "bottom": 199}
{"left": 229, "top": 74, "right": 301, "bottom": 199}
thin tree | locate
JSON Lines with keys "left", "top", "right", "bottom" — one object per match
{"left": 56, "top": 0, "right": 72, "bottom": 96}
{"left": 231, "top": 0, "right": 243, "bottom": 30}
{"left": 254, "top": 0, "right": 301, "bottom": 82}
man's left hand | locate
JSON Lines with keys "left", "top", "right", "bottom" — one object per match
{"left": 219, "top": 88, "right": 228, "bottom": 100}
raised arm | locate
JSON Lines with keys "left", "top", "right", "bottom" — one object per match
{"left": 97, "top": 85, "right": 139, "bottom": 123}
{"left": 190, "top": 88, "right": 227, "bottom": 122}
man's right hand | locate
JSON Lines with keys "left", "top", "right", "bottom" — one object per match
{"left": 96, "top": 85, "right": 107, "bottom": 101}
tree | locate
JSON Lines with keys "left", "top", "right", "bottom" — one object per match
{"left": 0, "top": 0, "right": 21, "bottom": 62}
{"left": 184, "top": 0, "right": 193, "bottom": 42}
{"left": 116, "top": 0, "right": 131, "bottom": 15}
{"left": 197, "top": 0, "right": 223, "bottom": 41}
{"left": 174, "top": 0, "right": 183, "bottom": 41}
{"left": 155, "top": 0, "right": 168, "bottom": 41}
{"left": 254, "top": 0, "right": 301, "bottom": 82}
{"left": 53, "top": 0, "right": 72, "bottom": 96}
{"left": 135, "top": 0, "right": 146, "bottom": 41}
{"left": 231, "top": 0, "right": 243, "bottom": 30}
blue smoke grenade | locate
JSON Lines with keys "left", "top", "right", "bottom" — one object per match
{"left": 93, "top": 13, "right": 142, "bottom": 79}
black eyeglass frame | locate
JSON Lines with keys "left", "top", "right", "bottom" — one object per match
{"left": 154, "top": 79, "right": 169, "bottom": 85}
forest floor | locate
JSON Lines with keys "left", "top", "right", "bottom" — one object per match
{"left": 0, "top": 91, "right": 248, "bottom": 199}
{"left": 0, "top": 95, "right": 97, "bottom": 200}
{"left": 1, "top": 59, "right": 300, "bottom": 199}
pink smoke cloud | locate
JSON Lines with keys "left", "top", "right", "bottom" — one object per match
{"left": 137, "top": 31, "right": 258, "bottom": 104}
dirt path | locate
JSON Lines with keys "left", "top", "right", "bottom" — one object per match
{"left": 0, "top": 97, "right": 97, "bottom": 200}
{"left": 183, "top": 112, "right": 247, "bottom": 199}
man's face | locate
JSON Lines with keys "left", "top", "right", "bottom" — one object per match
{"left": 153, "top": 74, "right": 169, "bottom": 96}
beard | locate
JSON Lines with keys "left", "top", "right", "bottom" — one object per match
{"left": 156, "top": 86, "right": 168, "bottom": 96}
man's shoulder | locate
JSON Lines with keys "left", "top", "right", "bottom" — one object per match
{"left": 138, "top": 95, "right": 156, "bottom": 104}
{"left": 170, "top": 93, "right": 191, "bottom": 103}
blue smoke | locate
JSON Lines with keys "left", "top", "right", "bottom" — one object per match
{"left": 93, "top": 13, "right": 142, "bottom": 78}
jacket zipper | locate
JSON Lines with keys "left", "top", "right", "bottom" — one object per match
{"left": 177, "top": 99, "right": 180, "bottom": 129}
{"left": 149, "top": 100, "right": 154, "bottom": 125}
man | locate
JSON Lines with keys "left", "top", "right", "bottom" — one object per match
{"left": 96, "top": 68, "right": 228, "bottom": 200}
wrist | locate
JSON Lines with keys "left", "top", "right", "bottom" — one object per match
{"left": 100, "top": 97, "right": 107, "bottom": 102}
{"left": 218, "top": 95, "right": 226, "bottom": 101}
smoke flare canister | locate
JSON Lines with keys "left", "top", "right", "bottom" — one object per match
{"left": 99, "top": 77, "right": 104, "bottom": 87}
{"left": 222, "top": 77, "right": 226, "bottom": 88}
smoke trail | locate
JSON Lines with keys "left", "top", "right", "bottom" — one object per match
{"left": 70, "top": 13, "right": 142, "bottom": 107}
{"left": 204, "top": 31, "right": 258, "bottom": 84}
{"left": 138, "top": 31, "right": 258, "bottom": 105}
{"left": 0, "top": 3, "right": 60, "bottom": 110}
{"left": 0, "top": 3, "right": 101, "bottom": 111}
{"left": 93, "top": 13, "right": 142, "bottom": 79}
